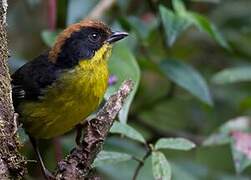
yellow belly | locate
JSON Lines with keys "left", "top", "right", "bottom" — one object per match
{"left": 20, "top": 61, "right": 109, "bottom": 139}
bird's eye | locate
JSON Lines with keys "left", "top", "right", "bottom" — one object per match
{"left": 88, "top": 33, "right": 101, "bottom": 42}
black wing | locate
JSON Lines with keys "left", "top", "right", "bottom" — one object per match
{"left": 11, "top": 52, "right": 61, "bottom": 108}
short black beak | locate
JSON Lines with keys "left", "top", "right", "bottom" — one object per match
{"left": 106, "top": 31, "right": 128, "bottom": 44}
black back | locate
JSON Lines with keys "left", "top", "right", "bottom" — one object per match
{"left": 11, "top": 52, "right": 61, "bottom": 107}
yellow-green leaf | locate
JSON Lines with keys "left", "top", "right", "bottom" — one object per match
{"left": 152, "top": 151, "right": 171, "bottom": 180}
{"left": 155, "top": 138, "right": 196, "bottom": 151}
{"left": 212, "top": 66, "right": 251, "bottom": 84}
{"left": 160, "top": 59, "right": 213, "bottom": 105}
{"left": 93, "top": 151, "right": 132, "bottom": 167}
{"left": 159, "top": 5, "right": 191, "bottom": 46}
{"left": 110, "top": 121, "right": 146, "bottom": 143}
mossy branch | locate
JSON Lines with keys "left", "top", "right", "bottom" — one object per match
{"left": 0, "top": 0, "right": 26, "bottom": 179}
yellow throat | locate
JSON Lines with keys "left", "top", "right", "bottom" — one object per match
{"left": 20, "top": 44, "right": 112, "bottom": 139}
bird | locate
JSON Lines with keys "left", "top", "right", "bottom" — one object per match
{"left": 11, "top": 19, "right": 128, "bottom": 179}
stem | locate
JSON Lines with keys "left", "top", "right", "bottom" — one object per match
{"left": 132, "top": 148, "right": 151, "bottom": 180}
{"left": 48, "top": 0, "right": 57, "bottom": 31}
{"left": 53, "top": 138, "right": 63, "bottom": 163}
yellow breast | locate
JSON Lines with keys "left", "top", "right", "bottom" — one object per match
{"left": 21, "top": 44, "right": 111, "bottom": 139}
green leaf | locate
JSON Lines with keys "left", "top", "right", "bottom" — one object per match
{"left": 110, "top": 121, "right": 146, "bottom": 143}
{"left": 212, "top": 66, "right": 251, "bottom": 84}
{"left": 171, "top": 163, "right": 199, "bottom": 180}
{"left": 41, "top": 30, "right": 59, "bottom": 47}
{"left": 160, "top": 59, "right": 213, "bottom": 105}
{"left": 128, "top": 16, "right": 158, "bottom": 40}
{"left": 105, "top": 40, "right": 140, "bottom": 123}
{"left": 159, "top": 3, "right": 229, "bottom": 49}
{"left": 159, "top": 5, "right": 191, "bottom": 46}
{"left": 187, "top": 12, "right": 230, "bottom": 50}
{"left": 93, "top": 151, "right": 132, "bottom": 167}
{"left": 155, "top": 138, "right": 196, "bottom": 151}
{"left": 172, "top": 0, "right": 186, "bottom": 15}
{"left": 152, "top": 151, "right": 171, "bottom": 180}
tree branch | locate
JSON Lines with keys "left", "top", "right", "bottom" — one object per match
{"left": 54, "top": 80, "right": 134, "bottom": 179}
{"left": 87, "top": 0, "right": 116, "bottom": 19}
{"left": 0, "top": 0, "right": 26, "bottom": 179}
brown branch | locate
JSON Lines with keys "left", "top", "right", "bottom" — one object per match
{"left": 0, "top": 0, "right": 26, "bottom": 179}
{"left": 54, "top": 80, "right": 134, "bottom": 179}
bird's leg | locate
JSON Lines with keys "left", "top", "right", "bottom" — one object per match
{"left": 75, "top": 121, "right": 88, "bottom": 146}
{"left": 29, "top": 135, "right": 55, "bottom": 180}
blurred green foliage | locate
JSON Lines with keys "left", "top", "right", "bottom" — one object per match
{"left": 8, "top": 0, "right": 251, "bottom": 179}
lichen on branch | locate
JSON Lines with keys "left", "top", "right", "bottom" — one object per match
{"left": 0, "top": 0, "right": 26, "bottom": 179}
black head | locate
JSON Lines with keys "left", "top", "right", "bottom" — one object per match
{"left": 49, "top": 20, "right": 128, "bottom": 69}
{"left": 56, "top": 27, "right": 110, "bottom": 68}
